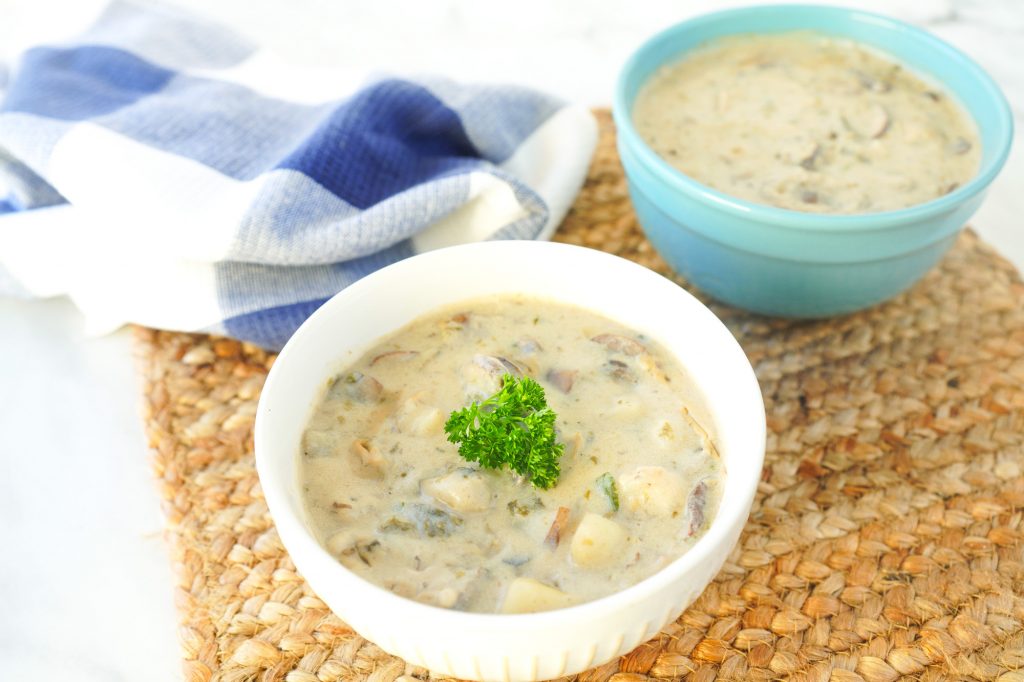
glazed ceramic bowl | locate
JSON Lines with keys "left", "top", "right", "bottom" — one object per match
{"left": 255, "top": 240, "right": 765, "bottom": 681}
{"left": 613, "top": 4, "right": 1013, "bottom": 317}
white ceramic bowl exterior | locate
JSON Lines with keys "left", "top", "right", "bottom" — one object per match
{"left": 255, "top": 241, "right": 766, "bottom": 682}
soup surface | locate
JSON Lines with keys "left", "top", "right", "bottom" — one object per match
{"left": 299, "top": 296, "right": 722, "bottom": 613}
{"left": 633, "top": 32, "right": 981, "bottom": 213}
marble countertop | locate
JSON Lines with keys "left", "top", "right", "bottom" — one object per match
{"left": 1, "top": 1, "right": 1021, "bottom": 680}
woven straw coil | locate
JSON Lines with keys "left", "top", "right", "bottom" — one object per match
{"left": 137, "top": 111, "right": 1024, "bottom": 682}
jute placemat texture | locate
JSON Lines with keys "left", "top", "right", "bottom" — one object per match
{"left": 137, "top": 110, "right": 1024, "bottom": 682}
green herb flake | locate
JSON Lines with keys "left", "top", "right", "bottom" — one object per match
{"left": 507, "top": 500, "right": 530, "bottom": 517}
{"left": 597, "top": 472, "right": 619, "bottom": 512}
{"left": 380, "top": 503, "right": 462, "bottom": 537}
{"left": 444, "top": 374, "right": 564, "bottom": 489}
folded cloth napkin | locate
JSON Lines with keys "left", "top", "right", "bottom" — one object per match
{"left": 0, "top": 2, "right": 597, "bottom": 349}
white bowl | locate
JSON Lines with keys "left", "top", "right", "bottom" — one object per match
{"left": 255, "top": 240, "right": 765, "bottom": 682}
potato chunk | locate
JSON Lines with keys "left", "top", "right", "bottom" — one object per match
{"left": 421, "top": 469, "right": 491, "bottom": 512}
{"left": 400, "top": 405, "right": 442, "bottom": 436}
{"left": 570, "top": 513, "right": 627, "bottom": 568}
{"left": 500, "top": 578, "right": 574, "bottom": 614}
{"left": 396, "top": 392, "right": 443, "bottom": 436}
{"left": 618, "top": 466, "right": 686, "bottom": 517}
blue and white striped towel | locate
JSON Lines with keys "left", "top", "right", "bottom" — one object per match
{"left": 0, "top": 2, "right": 597, "bottom": 349}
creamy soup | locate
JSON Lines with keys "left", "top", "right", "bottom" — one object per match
{"left": 299, "top": 296, "right": 722, "bottom": 613}
{"left": 633, "top": 32, "right": 981, "bottom": 213}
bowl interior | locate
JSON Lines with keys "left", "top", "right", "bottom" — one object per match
{"left": 256, "top": 240, "right": 765, "bottom": 629}
{"left": 614, "top": 4, "right": 1013, "bottom": 223}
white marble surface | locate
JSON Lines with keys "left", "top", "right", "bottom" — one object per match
{"left": 0, "top": 1, "right": 1021, "bottom": 680}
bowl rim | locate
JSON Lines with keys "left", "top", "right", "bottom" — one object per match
{"left": 611, "top": 3, "right": 1015, "bottom": 232}
{"left": 255, "top": 239, "right": 767, "bottom": 630}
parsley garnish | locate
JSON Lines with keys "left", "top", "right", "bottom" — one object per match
{"left": 444, "top": 374, "right": 564, "bottom": 489}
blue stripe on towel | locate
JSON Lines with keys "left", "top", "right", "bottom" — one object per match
{"left": 220, "top": 297, "right": 331, "bottom": 351}
{"left": 277, "top": 79, "right": 480, "bottom": 209}
{"left": 98, "top": 76, "right": 328, "bottom": 180}
{"left": 7, "top": 60, "right": 485, "bottom": 215}
{"left": 229, "top": 172, "right": 472, "bottom": 265}
{"left": 420, "top": 79, "right": 563, "bottom": 163}
{"left": 1, "top": 46, "right": 174, "bottom": 119}
{"left": 1, "top": 49, "right": 543, "bottom": 219}
{"left": 218, "top": 240, "right": 417, "bottom": 349}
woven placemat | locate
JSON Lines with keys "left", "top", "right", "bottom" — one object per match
{"left": 137, "top": 110, "right": 1024, "bottom": 682}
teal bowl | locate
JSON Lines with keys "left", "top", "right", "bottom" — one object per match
{"left": 613, "top": 4, "right": 1013, "bottom": 317}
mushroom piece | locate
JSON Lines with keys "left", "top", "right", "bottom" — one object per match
{"left": 351, "top": 438, "right": 384, "bottom": 475}
{"left": 544, "top": 506, "right": 571, "bottom": 547}
{"left": 567, "top": 431, "right": 585, "bottom": 459}
{"left": 798, "top": 144, "right": 822, "bottom": 171}
{"left": 545, "top": 368, "right": 577, "bottom": 394}
{"left": 461, "top": 355, "right": 526, "bottom": 399}
{"left": 603, "top": 360, "right": 638, "bottom": 384}
{"left": 591, "top": 334, "right": 646, "bottom": 356}
{"left": 514, "top": 337, "right": 542, "bottom": 354}
{"left": 687, "top": 481, "right": 708, "bottom": 537}
{"left": 477, "top": 355, "right": 525, "bottom": 377}
{"left": 799, "top": 189, "right": 819, "bottom": 205}
{"left": 325, "top": 528, "right": 372, "bottom": 556}
{"left": 778, "top": 139, "right": 819, "bottom": 169}
{"left": 853, "top": 69, "right": 891, "bottom": 93}
{"left": 843, "top": 103, "right": 890, "bottom": 139}
{"left": 369, "top": 349, "right": 420, "bottom": 366}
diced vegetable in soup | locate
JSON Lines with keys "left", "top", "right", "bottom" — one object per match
{"left": 632, "top": 32, "right": 981, "bottom": 213}
{"left": 299, "top": 295, "right": 722, "bottom": 613}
